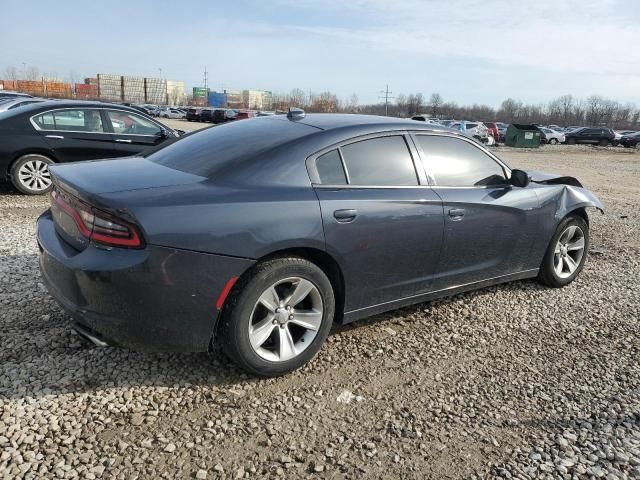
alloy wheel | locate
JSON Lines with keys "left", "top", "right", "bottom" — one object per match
{"left": 18, "top": 159, "right": 52, "bottom": 192}
{"left": 248, "top": 277, "right": 323, "bottom": 362}
{"left": 553, "top": 225, "right": 585, "bottom": 279}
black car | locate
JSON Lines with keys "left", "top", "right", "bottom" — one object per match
{"left": 212, "top": 108, "right": 237, "bottom": 124}
{"left": 0, "top": 91, "right": 32, "bottom": 100}
{"left": 199, "top": 108, "right": 214, "bottom": 122}
{"left": 37, "top": 110, "right": 603, "bottom": 376}
{"left": 619, "top": 132, "right": 640, "bottom": 148}
{"left": 0, "top": 100, "right": 179, "bottom": 194}
{"left": 564, "top": 127, "right": 616, "bottom": 146}
{"left": 185, "top": 108, "right": 202, "bottom": 121}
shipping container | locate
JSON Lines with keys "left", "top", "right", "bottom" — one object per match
{"left": 84, "top": 77, "right": 98, "bottom": 86}
{"left": 225, "top": 90, "right": 244, "bottom": 108}
{"left": 45, "top": 82, "right": 72, "bottom": 98}
{"left": 75, "top": 84, "right": 99, "bottom": 100}
{"left": 144, "top": 77, "right": 167, "bottom": 105}
{"left": 0, "top": 80, "right": 17, "bottom": 90}
{"left": 123, "top": 76, "right": 145, "bottom": 103}
{"left": 17, "top": 80, "right": 45, "bottom": 96}
{"left": 98, "top": 74, "right": 124, "bottom": 102}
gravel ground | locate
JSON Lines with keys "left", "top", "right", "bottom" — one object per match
{"left": 1, "top": 145, "right": 638, "bottom": 479}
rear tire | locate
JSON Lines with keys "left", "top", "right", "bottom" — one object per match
{"left": 599, "top": 139, "right": 609, "bottom": 146}
{"left": 10, "top": 154, "right": 55, "bottom": 195}
{"left": 567, "top": 138, "right": 576, "bottom": 145}
{"left": 538, "top": 215, "right": 589, "bottom": 288}
{"left": 549, "top": 138, "right": 558, "bottom": 145}
{"left": 219, "top": 257, "right": 335, "bottom": 377}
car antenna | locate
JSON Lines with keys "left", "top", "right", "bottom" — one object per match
{"left": 287, "top": 107, "right": 305, "bottom": 120}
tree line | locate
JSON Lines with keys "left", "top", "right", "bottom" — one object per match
{"left": 272, "top": 89, "right": 640, "bottom": 129}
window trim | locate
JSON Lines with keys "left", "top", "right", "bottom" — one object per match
{"left": 410, "top": 132, "right": 512, "bottom": 189}
{"left": 306, "top": 131, "right": 428, "bottom": 188}
{"left": 30, "top": 107, "right": 166, "bottom": 137}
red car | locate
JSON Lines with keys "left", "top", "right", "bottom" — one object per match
{"left": 235, "top": 110, "right": 256, "bottom": 120}
{"left": 483, "top": 122, "right": 499, "bottom": 142}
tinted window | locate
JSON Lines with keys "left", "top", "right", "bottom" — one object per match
{"left": 316, "top": 150, "right": 346, "bottom": 185}
{"left": 340, "top": 136, "right": 418, "bottom": 186}
{"left": 415, "top": 135, "right": 507, "bottom": 187}
{"left": 54, "top": 110, "right": 104, "bottom": 132}
{"left": 33, "top": 112, "right": 54, "bottom": 129}
{"left": 466, "top": 123, "right": 478, "bottom": 129}
{"left": 149, "top": 117, "right": 316, "bottom": 177}
{"left": 107, "top": 110, "right": 161, "bottom": 135}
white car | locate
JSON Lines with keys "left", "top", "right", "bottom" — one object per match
{"left": 160, "top": 108, "right": 185, "bottom": 119}
{"left": 450, "top": 121, "right": 490, "bottom": 143}
{"left": 540, "top": 127, "right": 566, "bottom": 145}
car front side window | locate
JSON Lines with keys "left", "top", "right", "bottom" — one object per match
{"left": 415, "top": 134, "right": 507, "bottom": 187}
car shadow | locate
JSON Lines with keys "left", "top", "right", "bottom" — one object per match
{"left": 0, "top": 253, "right": 547, "bottom": 401}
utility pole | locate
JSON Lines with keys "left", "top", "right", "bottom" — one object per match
{"left": 379, "top": 84, "right": 393, "bottom": 116}
{"left": 203, "top": 66, "right": 208, "bottom": 90}
{"left": 158, "top": 68, "right": 162, "bottom": 79}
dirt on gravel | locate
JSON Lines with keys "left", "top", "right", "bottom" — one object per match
{"left": 0, "top": 146, "right": 638, "bottom": 479}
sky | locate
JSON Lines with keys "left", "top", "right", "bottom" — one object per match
{"left": 2, "top": 0, "right": 640, "bottom": 107}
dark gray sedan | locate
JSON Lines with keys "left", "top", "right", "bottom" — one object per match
{"left": 37, "top": 110, "right": 603, "bottom": 376}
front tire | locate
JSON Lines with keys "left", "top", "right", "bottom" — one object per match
{"left": 220, "top": 257, "right": 335, "bottom": 377}
{"left": 567, "top": 138, "right": 576, "bottom": 145}
{"left": 538, "top": 215, "right": 589, "bottom": 288}
{"left": 10, "top": 154, "right": 54, "bottom": 195}
{"left": 549, "top": 138, "right": 558, "bottom": 145}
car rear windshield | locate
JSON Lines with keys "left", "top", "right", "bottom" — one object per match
{"left": 148, "top": 118, "right": 316, "bottom": 177}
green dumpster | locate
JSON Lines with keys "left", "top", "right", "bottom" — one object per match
{"left": 505, "top": 124, "right": 541, "bottom": 148}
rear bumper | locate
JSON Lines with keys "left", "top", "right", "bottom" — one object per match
{"left": 37, "top": 210, "right": 255, "bottom": 352}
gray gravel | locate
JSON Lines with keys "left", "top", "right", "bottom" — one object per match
{"left": 1, "top": 146, "right": 639, "bottom": 479}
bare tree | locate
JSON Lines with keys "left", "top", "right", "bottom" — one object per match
{"left": 289, "top": 88, "right": 306, "bottom": 108}
{"left": 25, "top": 66, "right": 40, "bottom": 81}
{"left": 4, "top": 66, "right": 18, "bottom": 81}
{"left": 429, "top": 93, "right": 443, "bottom": 117}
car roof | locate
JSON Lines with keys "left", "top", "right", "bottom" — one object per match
{"left": 292, "top": 113, "right": 453, "bottom": 133}
{"left": 1, "top": 100, "right": 145, "bottom": 118}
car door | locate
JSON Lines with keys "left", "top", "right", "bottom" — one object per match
{"left": 579, "top": 128, "right": 599, "bottom": 144}
{"left": 31, "top": 108, "right": 117, "bottom": 162}
{"left": 104, "top": 109, "right": 173, "bottom": 157}
{"left": 309, "top": 133, "right": 444, "bottom": 313}
{"left": 412, "top": 133, "right": 541, "bottom": 289}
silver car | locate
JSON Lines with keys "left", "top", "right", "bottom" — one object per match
{"left": 540, "top": 127, "right": 566, "bottom": 145}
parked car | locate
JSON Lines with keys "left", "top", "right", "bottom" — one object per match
{"left": 564, "top": 127, "right": 616, "bottom": 146}
{"left": 619, "top": 132, "right": 640, "bottom": 148}
{"left": 199, "top": 108, "right": 214, "bottom": 122}
{"left": 0, "top": 100, "right": 180, "bottom": 194}
{"left": 212, "top": 108, "right": 237, "bottom": 123}
{"left": 450, "top": 121, "right": 490, "bottom": 143}
{"left": 185, "top": 108, "right": 203, "bottom": 121}
{"left": 539, "top": 127, "right": 566, "bottom": 145}
{"left": 235, "top": 110, "right": 257, "bottom": 120}
{"left": 411, "top": 115, "right": 442, "bottom": 125}
{"left": 36, "top": 111, "right": 602, "bottom": 376}
{"left": 160, "top": 108, "right": 186, "bottom": 119}
{"left": 0, "top": 91, "right": 32, "bottom": 99}
{"left": 128, "top": 104, "right": 153, "bottom": 116}
{"left": 0, "top": 97, "right": 45, "bottom": 112}
{"left": 483, "top": 122, "right": 500, "bottom": 143}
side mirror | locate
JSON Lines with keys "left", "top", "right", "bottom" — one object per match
{"left": 157, "top": 128, "right": 168, "bottom": 138}
{"left": 510, "top": 169, "right": 530, "bottom": 188}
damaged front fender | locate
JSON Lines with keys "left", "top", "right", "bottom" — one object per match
{"left": 528, "top": 170, "right": 605, "bottom": 219}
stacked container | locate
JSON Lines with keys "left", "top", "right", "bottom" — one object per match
{"left": 208, "top": 92, "right": 227, "bottom": 108}
{"left": 0, "top": 80, "right": 18, "bottom": 91}
{"left": 98, "top": 74, "right": 123, "bottom": 102}
{"left": 45, "top": 82, "right": 72, "bottom": 98}
{"left": 123, "top": 76, "right": 145, "bottom": 104}
{"left": 84, "top": 77, "right": 98, "bottom": 86}
{"left": 75, "top": 84, "right": 99, "bottom": 100}
{"left": 225, "top": 90, "right": 244, "bottom": 109}
{"left": 145, "top": 77, "right": 167, "bottom": 105}
{"left": 17, "top": 80, "right": 45, "bottom": 97}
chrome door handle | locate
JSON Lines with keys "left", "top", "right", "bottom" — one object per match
{"left": 45, "top": 135, "right": 64, "bottom": 139}
{"left": 334, "top": 209, "right": 357, "bottom": 223}
{"left": 115, "top": 139, "right": 132, "bottom": 143}
{"left": 448, "top": 208, "right": 466, "bottom": 220}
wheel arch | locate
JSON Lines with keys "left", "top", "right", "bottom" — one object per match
{"left": 7, "top": 150, "right": 58, "bottom": 178}
{"left": 214, "top": 246, "right": 347, "bottom": 342}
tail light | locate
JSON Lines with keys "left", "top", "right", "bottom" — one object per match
{"left": 50, "top": 189, "right": 144, "bottom": 248}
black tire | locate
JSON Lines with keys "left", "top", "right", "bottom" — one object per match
{"left": 566, "top": 138, "right": 576, "bottom": 145}
{"left": 538, "top": 215, "right": 589, "bottom": 288}
{"left": 10, "top": 154, "right": 55, "bottom": 195}
{"left": 549, "top": 138, "right": 558, "bottom": 145}
{"left": 219, "top": 257, "right": 335, "bottom": 377}
{"left": 599, "top": 139, "right": 609, "bottom": 146}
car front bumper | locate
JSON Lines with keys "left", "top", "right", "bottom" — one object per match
{"left": 37, "top": 210, "right": 255, "bottom": 352}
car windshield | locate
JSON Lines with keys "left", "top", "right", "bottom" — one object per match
{"left": 147, "top": 118, "right": 316, "bottom": 178}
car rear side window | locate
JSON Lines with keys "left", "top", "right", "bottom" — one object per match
{"left": 316, "top": 150, "right": 347, "bottom": 185}
{"left": 416, "top": 135, "right": 507, "bottom": 187}
{"left": 340, "top": 136, "right": 418, "bottom": 186}
{"left": 33, "top": 109, "right": 104, "bottom": 133}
